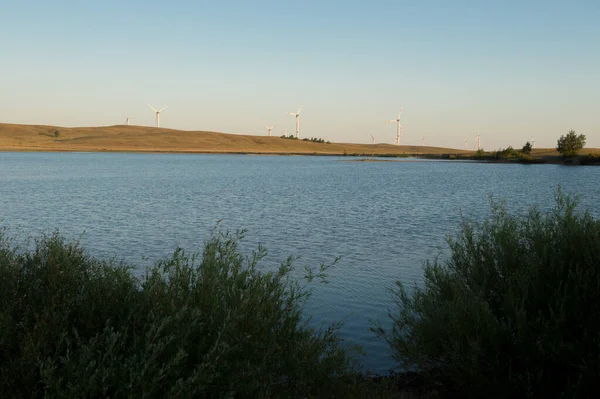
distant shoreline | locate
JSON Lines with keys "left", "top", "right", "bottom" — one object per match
{"left": 2, "top": 148, "right": 598, "bottom": 165}
{"left": 0, "top": 122, "right": 598, "bottom": 165}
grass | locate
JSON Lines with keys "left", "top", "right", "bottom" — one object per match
{"left": 0, "top": 122, "right": 471, "bottom": 156}
{"left": 2, "top": 123, "right": 598, "bottom": 161}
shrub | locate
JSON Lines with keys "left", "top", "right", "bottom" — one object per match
{"left": 495, "top": 146, "right": 519, "bottom": 159}
{"left": 557, "top": 130, "right": 586, "bottom": 157}
{"left": 279, "top": 135, "right": 298, "bottom": 140}
{"left": 375, "top": 191, "right": 600, "bottom": 398}
{"left": 54, "top": 130, "right": 60, "bottom": 138}
{"left": 0, "top": 228, "right": 354, "bottom": 398}
{"left": 522, "top": 141, "right": 532, "bottom": 154}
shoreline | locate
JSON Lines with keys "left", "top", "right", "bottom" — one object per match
{"left": 2, "top": 148, "right": 598, "bottom": 165}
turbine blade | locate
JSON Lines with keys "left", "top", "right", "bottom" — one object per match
{"left": 158, "top": 106, "right": 168, "bottom": 112}
{"left": 297, "top": 105, "right": 303, "bottom": 115}
{"left": 288, "top": 112, "right": 297, "bottom": 116}
{"left": 387, "top": 120, "right": 396, "bottom": 123}
{"left": 148, "top": 104, "right": 157, "bottom": 112}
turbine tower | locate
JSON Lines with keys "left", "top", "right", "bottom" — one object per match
{"left": 125, "top": 117, "right": 135, "bottom": 126}
{"left": 387, "top": 109, "right": 403, "bottom": 146}
{"left": 464, "top": 138, "right": 468, "bottom": 150}
{"left": 531, "top": 138, "right": 536, "bottom": 149}
{"left": 148, "top": 104, "right": 168, "bottom": 128}
{"left": 288, "top": 105, "right": 303, "bottom": 139}
{"left": 266, "top": 125, "right": 273, "bottom": 136}
{"left": 422, "top": 137, "right": 425, "bottom": 146}
{"left": 370, "top": 134, "right": 375, "bottom": 144}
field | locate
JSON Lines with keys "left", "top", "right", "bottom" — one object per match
{"left": 0, "top": 123, "right": 472, "bottom": 156}
{"left": 1, "top": 123, "right": 597, "bottom": 159}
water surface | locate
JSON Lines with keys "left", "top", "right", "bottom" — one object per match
{"left": 1, "top": 152, "right": 598, "bottom": 373}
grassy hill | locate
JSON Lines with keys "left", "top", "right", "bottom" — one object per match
{"left": 0, "top": 123, "right": 470, "bottom": 156}
{"left": 1, "top": 123, "right": 597, "bottom": 159}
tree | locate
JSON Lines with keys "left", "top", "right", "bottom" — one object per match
{"left": 557, "top": 130, "right": 586, "bottom": 157}
{"left": 521, "top": 141, "right": 532, "bottom": 154}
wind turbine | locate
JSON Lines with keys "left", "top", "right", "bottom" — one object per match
{"left": 370, "top": 134, "right": 375, "bottom": 144}
{"left": 422, "top": 137, "right": 425, "bottom": 146}
{"left": 474, "top": 126, "right": 481, "bottom": 151}
{"left": 148, "top": 104, "right": 168, "bottom": 128}
{"left": 387, "top": 109, "right": 403, "bottom": 146}
{"left": 125, "top": 116, "right": 135, "bottom": 126}
{"left": 464, "top": 138, "right": 468, "bottom": 150}
{"left": 266, "top": 125, "right": 274, "bottom": 136}
{"left": 531, "top": 138, "right": 536, "bottom": 149}
{"left": 288, "top": 105, "right": 303, "bottom": 139}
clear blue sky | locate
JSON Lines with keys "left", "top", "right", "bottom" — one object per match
{"left": 1, "top": 0, "right": 598, "bottom": 149}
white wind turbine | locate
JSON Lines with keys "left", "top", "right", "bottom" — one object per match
{"left": 288, "top": 105, "right": 303, "bottom": 139}
{"left": 387, "top": 109, "right": 403, "bottom": 146}
{"left": 475, "top": 127, "right": 481, "bottom": 150}
{"left": 531, "top": 138, "right": 536, "bottom": 149}
{"left": 266, "top": 125, "right": 274, "bottom": 136}
{"left": 464, "top": 138, "right": 468, "bottom": 150}
{"left": 422, "top": 137, "right": 425, "bottom": 146}
{"left": 370, "top": 134, "right": 375, "bottom": 144}
{"left": 148, "top": 104, "right": 168, "bottom": 128}
{"left": 125, "top": 116, "right": 135, "bottom": 126}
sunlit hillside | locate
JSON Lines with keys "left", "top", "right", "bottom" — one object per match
{"left": 0, "top": 123, "right": 470, "bottom": 155}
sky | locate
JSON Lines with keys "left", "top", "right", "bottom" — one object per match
{"left": 1, "top": 0, "right": 599, "bottom": 149}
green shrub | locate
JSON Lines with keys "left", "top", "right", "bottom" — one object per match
{"left": 495, "top": 146, "right": 519, "bottom": 159}
{"left": 522, "top": 141, "right": 532, "bottom": 154}
{"left": 0, "top": 228, "right": 355, "bottom": 398}
{"left": 375, "top": 191, "right": 600, "bottom": 398}
{"left": 280, "top": 135, "right": 298, "bottom": 140}
{"left": 54, "top": 130, "right": 60, "bottom": 138}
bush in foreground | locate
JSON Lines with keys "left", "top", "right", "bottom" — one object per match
{"left": 376, "top": 191, "right": 600, "bottom": 398}
{"left": 0, "top": 228, "right": 358, "bottom": 398}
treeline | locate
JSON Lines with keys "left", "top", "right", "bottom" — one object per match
{"left": 1, "top": 191, "right": 599, "bottom": 397}
{"left": 280, "top": 135, "right": 331, "bottom": 144}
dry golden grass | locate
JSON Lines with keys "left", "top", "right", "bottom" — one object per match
{"left": 0, "top": 123, "right": 469, "bottom": 155}
{"left": 2, "top": 123, "right": 597, "bottom": 158}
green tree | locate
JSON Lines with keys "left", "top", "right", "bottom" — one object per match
{"left": 521, "top": 141, "right": 532, "bottom": 154}
{"left": 556, "top": 130, "right": 586, "bottom": 157}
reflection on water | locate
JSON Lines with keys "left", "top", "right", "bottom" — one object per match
{"left": 1, "top": 152, "right": 598, "bottom": 373}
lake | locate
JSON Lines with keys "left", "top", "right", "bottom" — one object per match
{"left": 1, "top": 152, "right": 598, "bottom": 373}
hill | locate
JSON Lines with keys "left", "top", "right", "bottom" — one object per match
{"left": 0, "top": 123, "right": 468, "bottom": 156}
